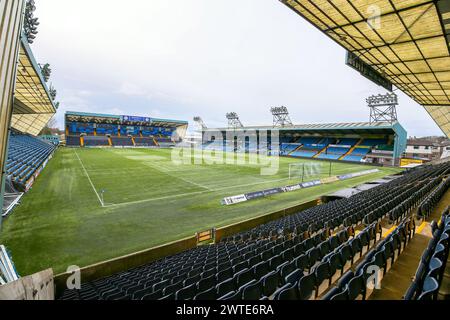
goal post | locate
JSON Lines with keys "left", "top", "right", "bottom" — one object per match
{"left": 288, "top": 163, "right": 305, "bottom": 181}
{"left": 288, "top": 162, "right": 324, "bottom": 181}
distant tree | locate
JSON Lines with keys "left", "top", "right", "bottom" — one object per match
{"left": 23, "top": 0, "right": 39, "bottom": 44}
{"left": 49, "top": 83, "right": 57, "bottom": 100}
{"left": 40, "top": 63, "right": 52, "bottom": 82}
{"left": 39, "top": 117, "right": 61, "bottom": 136}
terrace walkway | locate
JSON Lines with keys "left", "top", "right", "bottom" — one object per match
{"left": 370, "top": 188, "right": 450, "bottom": 300}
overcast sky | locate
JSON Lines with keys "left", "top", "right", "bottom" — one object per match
{"left": 32, "top": 0, "right": 442, "bottom": 137}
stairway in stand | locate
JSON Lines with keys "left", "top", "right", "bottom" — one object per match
{"left": 313, "top": 145, "right": 329, "bottom": 158}
{"left": 288, "top": 144, "right": 303, "bottom": 156}
{"left": 338, "top": 138, "right": 364, "bottom": 160}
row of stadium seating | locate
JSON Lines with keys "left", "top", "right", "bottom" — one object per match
{"left": 134, "top": 137, "right": 156, "bottom": 147}
{"left": 202, "top": 141, "right": 262, "bottom": 154}
{"left": 278, "top": 137, "right": 390, "bottom": 162}
{"left": 337, "top": 138, "right": 359, "bottom": 146}
{"left": 322, "top": 218, "right": 416, "bottom": 300}
{"left": 290, "top": 150, "right": 317, "bottom": 158}
{"left": 111, "top": 137, "right": 134, "bottom": 147}
{"left": 387, "top": 176, "right": 445, "bottom": 224}
{"left": 404, "top": 207, "right": 449, "bottom": 300}
{"left": 59, "top": 161, "right": 450, "bottom": 300}
{"left": 66, "top": 136, "right": 81, "bottom": 146}
{"left": 203, "top": 136, "right": 390, "bottom": 163}
{"left": 68, "top": 122, "right": 175, "bottom": 137}
{"left": 5, "top": 132, "right": 57, "bottom": 191}
{"left": 84, "top": 136, "right": 109, "bottom": 147}
{"left": 231, "top": 164, "right": 448, "bottom": 240}
{"left": 316, "top": 146, "right": 350, "bottom": 160}
{"left": 342, "top": 147, "right": 371, "bottom": 162}
{"left": 417, "top": 178, "right": 450, "bottom": 219}
{"left": 65, "top": 136, "right": 168, "bottom": 147}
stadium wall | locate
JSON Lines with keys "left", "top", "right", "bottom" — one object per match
{"left": 53, "top": 199, "right": 320, "bottom": 295}
{"left": 0, "top": 0, "right": 25, "bottom": 230}
{"left": 0, "top": 268, "right": 54, "bottom": 300}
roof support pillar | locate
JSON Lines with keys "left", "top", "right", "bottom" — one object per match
{"left": 0, "top": 0, "right": 26, "bottom": 228}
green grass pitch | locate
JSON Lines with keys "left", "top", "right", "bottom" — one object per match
{"left": 0, "top": 147, "right": 401, "bottom": 275}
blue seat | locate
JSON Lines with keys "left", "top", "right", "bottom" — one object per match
{"left": 417, "top": 276, "right": 439, "bottom": 300}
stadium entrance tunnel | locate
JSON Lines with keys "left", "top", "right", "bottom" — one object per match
{"left": 321, "top": 179, "right": 397, "bottom": 203}
{"left": 321, "top": 195, "right": 345, "bottom": 203}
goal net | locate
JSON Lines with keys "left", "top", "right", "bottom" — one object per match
{"left": 288, "top": 163, "right": 322, "bottom": 181}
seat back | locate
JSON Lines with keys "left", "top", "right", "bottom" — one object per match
{"left": 294, "top": 254, "right": 308, "bottom": 271}
{"left": 321, "top": 287, "right": 341, "bottom": 300}
{"left": 314, "top": 261, "right": 331, "bottom": 286}
{"left": 285, "top": 269, "right": 304, "bottom": 285}
{"left": 241, "top": 281, "right": 262, "bottom": 300}
{"left": 298, "top": 272, "right": 316, "bottom": 300}
{"left": 216, "top": 278, "right": 235, "bottom": 297}
{"left": 261, "top": 271, "right": 279, "bottom": 297}
{"left": 330, "top": 288, "right": 349, "bottom": 300}
{"left": 426, "top": 257, "right": 443, "bottom": 279}
{"left": 197, "top": 274, "right": 216, "bottom": 292}
{"left": 194, "top": 287, "right": 217, "bottom": 300}
{"left": 216, "top": 267, "right": 233, "bottom": 283}
{"left": 235, "top": 268, "right": 255, "bottom": 288}
{"left": 347, "top": 273, "right": 365, "bottom": 300}
{"left": 175, "top": 283, "right": 197, "bottom": 300}
{"left": 274, "top": 282, "right": 298, "bottom": 300}
{"left": 417, "top": 276, "right": 439, "bottom": 300}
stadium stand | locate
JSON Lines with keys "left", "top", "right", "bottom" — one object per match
{"left": 39, "top": 135, "right": 60, "bottom": 146}
{"left": 83, "top": 136, "right": 109, "bottom": 147}
{"left": 404, "top": 206, "right": 450, "bottom": 300}
{"left": 290, "top": 149, "right": 318, "bottom": 158}
{"left": 64, "top": 112, "right": 187, "bottom": 149}
{"left": 69, "top": 122, "right": 95, "bottom": 135}
{"left": 323, "top": 218, "right": 416, "bottom": 300}
{"left": 96, "top": 124, "right": 118, "bottom": 136}
{"left": 156, "top": 137, "right": 175, "bottom": 145}
{"left": 417, "top": 179, "right": 450, "bottom": 219}
{"left": 337, "top": 138, "right": 359, "bottom": 146}
{"left": 134, "top": 137, "right": 156, "bottom": 147}
{"left": 360, "top": 139, "right": 388, "bottom": 147}
{"left": 58, "top": 161, "right": 450, "bottom": 300}
{"left": 287, "top": 137, "right": 395, "bottom": 163}
{"left": 343, "top": 148, "right": 371, "bottom": 162}
{"left": 111, "top": 137, "right": 134, "bottom": 147}
{"left": 298, "top": 137, "right": 322, "bottom": 145}
{"left": 316, "top": 146, "right": 350, "bottom": 160}
{"left": 202, "top": 122, "right": 407, "bottom": 165}
{"left": 278, "top": 0, "right": 450, "bottom": 141}
{"left": 280, "top": 144, "right": 299, "bottom": 156}
{"left": 280, "top": 137, "right": 294, "bottom": 144}
{"left": 66, "top": 136, "right": 81, "bottom": 147}
{"left": 5, "top": 131, "right": 57, "bottom": 191}
{"left": 207, "top": 134, "right": 398, "bottom": 164}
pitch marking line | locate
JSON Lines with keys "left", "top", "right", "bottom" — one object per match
{"left": 142, "top": 162, "right": 214, "bottom": 191}
{"left": 101, "top": 168, "right": 383, "bottom": 209}
{"left": 113, "top": 151, "right": 214, "bottom": 191}
{"left": 104, "top": 177, "right": 293, "bottom": 208}
{"left": 74, "top": 150, "right": 105, "bottom": 207}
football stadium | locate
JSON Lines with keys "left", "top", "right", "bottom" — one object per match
{"left": 0, "top": 0, "right": 449, "bottom": 305}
